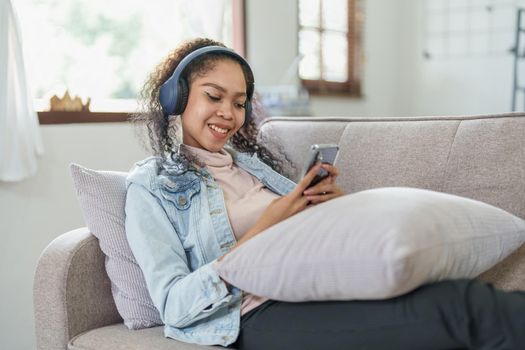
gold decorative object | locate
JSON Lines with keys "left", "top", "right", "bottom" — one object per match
{"left": 49, "top": 90, "right": 91, "bottom": 112}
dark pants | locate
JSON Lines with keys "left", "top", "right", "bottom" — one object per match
{"left": 231, "top": 280, "right": 525, "bottom": 350}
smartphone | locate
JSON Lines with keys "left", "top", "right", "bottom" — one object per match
{"left": 301, "top": 144, "right": 340, "bottom": 188}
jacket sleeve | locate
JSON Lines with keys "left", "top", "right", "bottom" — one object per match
{"left": 124, "top": 182, "right": 241, "bottom": 328}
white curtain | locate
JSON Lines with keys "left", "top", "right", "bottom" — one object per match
{"left": 177, "top": 0, "right": 231, "bottom": 44}
{"left": 0, "top": 0, "right": 43, "bottom": 182}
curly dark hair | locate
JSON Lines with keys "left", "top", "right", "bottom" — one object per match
{"left": 131, "top": 37, "right": 291, "bottom": 176}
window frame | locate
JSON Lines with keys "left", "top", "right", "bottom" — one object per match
{"left": 298, "top": 0, "right": 362, "bottom": 97}
{"left": 37, "top": 0, "right": 246, "bottom": 125}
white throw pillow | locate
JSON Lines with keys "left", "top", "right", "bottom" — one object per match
{"left": 70, "top": 163, "right": 163, "bottom": 329}
{"left": 217, "top": 187, "right": 525, "bottom": 302}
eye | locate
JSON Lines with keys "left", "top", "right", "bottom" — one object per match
{"left": 205, "top": 92, "right": 221, "bottom": 101}
{"left": 234, "top": 99, "right": 247, "bottom": 109}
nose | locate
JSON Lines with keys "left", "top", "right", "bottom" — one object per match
{"left": 217, "top": 102, "right": 234, "bottom": 120}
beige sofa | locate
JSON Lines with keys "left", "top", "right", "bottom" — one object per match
{"left": 34, "top": 114, "right": 525, "bottom": 350}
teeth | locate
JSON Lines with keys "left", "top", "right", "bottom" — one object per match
{"left": 209, "top": 124, "right": 229, "bottom": 134}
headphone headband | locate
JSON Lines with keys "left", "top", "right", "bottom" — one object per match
{"left": 159, "top": 45, "right": 254, "bottom": 121}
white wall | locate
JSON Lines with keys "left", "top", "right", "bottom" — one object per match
{"left": 0, "top": 0, "right": 519, "bottom": 349}
{"left": 248, "top": 0, "right": 516, "bottom": 118}
{"left": 308, "top": 0, "right": 404, "bottom": 117}
{"left": 396, "top": 0, "right": 516, "bottom": 116}
{"left": 0, "top": 124, "right": 147, "bottom": 350}
{"left": 247, "top": 0, "right": 405, "bottom": 117}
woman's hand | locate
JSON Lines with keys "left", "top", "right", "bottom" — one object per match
{"left": 302, "top": 163, "right": 345, "bottom": 205}
{"left": 218, "top": 163, "right": 344, "bottom": 263}
{"left": 247, "top": 163, "right": 326, "bottom": 234}
{"left": 221, "top": 163, "right": 327, "bottom": 256}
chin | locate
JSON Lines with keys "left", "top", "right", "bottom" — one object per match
{"left": 204, "top": 143, "right": 225, "bottom": 153}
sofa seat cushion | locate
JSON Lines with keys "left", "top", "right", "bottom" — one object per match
{"left": 68, "top": 324, "right": 229, "bottom": 350}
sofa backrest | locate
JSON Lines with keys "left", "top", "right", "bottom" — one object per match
{"left": 259, "top": 113, "right": 525, "bottom": 220}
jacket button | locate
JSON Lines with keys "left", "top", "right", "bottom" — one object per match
{"left": 178, "top": 196, "right": 187, "bottom": 206}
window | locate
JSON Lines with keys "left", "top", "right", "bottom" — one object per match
{"left": 298, "top": 0, "right": 363, "bottom": 95}
{"left": 14, "top": 0, "right": 245, "bottom": 123}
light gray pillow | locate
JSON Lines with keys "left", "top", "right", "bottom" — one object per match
{"left": 217, "top": 187, "right": 525, "bottom": 302}
{"left": 70, "top": 163, "right": 162, "bottom": 329}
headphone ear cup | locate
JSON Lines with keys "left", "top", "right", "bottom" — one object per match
{"left": 244, "top": 100, "right": 252, "bottom": 125}
{"left": 173, "top": 78, "right": 189, "bottom": 115}
{"left": 159, "top": 79, "right": 176, "bottom": 115}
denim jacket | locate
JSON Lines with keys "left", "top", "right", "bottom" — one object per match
{"left": 125, "top": 146, "right": 296, "bottom": 346}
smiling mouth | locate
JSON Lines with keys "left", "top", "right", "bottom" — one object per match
{"left": 208, "top": 124, "right": 230, "bottom": 134}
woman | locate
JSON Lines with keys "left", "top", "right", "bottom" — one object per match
{"left": 126, "top": 38, "right": 525, "bottom": 349}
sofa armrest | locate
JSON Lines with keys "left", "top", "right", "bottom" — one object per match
{"left": 34, "top": 227, "right": 122, "bottom": 350}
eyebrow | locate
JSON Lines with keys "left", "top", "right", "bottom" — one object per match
{"left": 201, "top": 82, "right": 246, "bottom": 97}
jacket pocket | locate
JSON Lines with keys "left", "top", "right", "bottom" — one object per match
{"left": 159, "top": 176, "right": 201, "bottom": 211}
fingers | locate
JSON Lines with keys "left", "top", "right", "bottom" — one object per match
{"left": 303, "top": 169, "right": 339, "bottom": 191}
{"left": 321, "top": 163, "right": 339, "bottom": 178}
{"left": 303, "top": 174, "right": 345, "bottom": 205}
{"left": 293, "top": 163, "right": 343, "bottom": 206}
{"left": 279, "top": 191, "right": 311, "bottom": 214}
{"left": 303, "top": 180, "right": 333, "bottom": 196}
{"left": 293, "top": 163, "right": 323, "bottom": 194}
{"left": 303, "top": 170, "right": 336, "bottom": 189}
{"left": 295, "top": 196, "right": 311, "bottom": 212}
{"left": 305, "top": 191, "right": 339, "bottom": 205}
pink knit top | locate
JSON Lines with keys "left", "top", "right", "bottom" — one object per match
{"left": 182, "top": 144, "right": 275, "bottom": 315}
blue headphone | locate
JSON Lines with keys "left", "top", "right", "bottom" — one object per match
{"left": 159, "top": 46, "right": 254, "bottom": 124}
